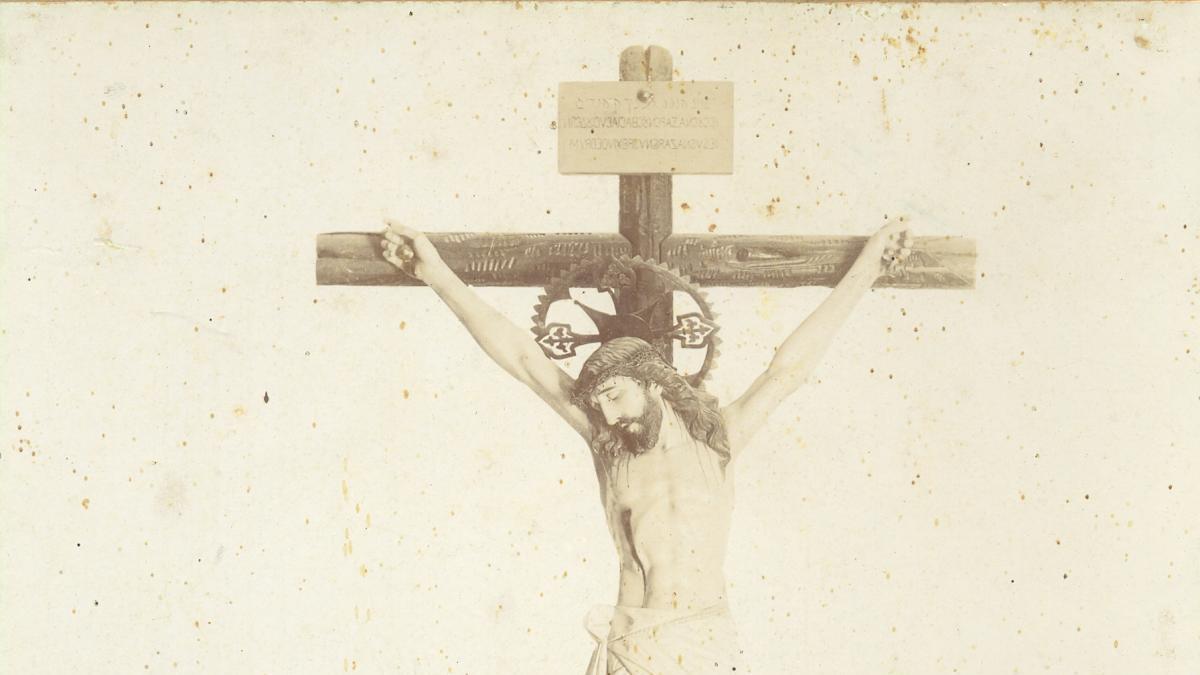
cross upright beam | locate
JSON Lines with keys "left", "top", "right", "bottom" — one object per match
{"left": 616, "top": 45, "right": 676, "bottom": 359}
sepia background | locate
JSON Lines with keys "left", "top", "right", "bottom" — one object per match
{"left": 2, "top": 2, "right": 1198, "bottom": 673}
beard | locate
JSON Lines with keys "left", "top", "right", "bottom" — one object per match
{"left": 614, "top": 398, "right": 664, "bottom": 453}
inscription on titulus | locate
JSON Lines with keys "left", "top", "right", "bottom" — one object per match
{"left": 558, "top": 81, "right": 734, "bottom": 175}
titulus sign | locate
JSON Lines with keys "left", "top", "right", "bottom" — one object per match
{"left": 557, "top": 81, "right": 734, "bottom": 175}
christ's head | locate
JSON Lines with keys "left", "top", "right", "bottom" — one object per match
{"left": 574, "top": 337, "right": 731, "bottom": 468}
{"left": 587, "top": 374, "right": 666, "bottom": 453}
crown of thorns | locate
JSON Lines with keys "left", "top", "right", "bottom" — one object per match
{"left": 571, "top": 344, "right": 672, "bottom": 407}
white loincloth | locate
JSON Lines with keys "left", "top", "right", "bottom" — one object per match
{"left": 584, "top": 602, "right": 744, "bottom": 674}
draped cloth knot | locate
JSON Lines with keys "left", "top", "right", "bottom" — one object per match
{"left": 584, "top": 601, "right": 745, "bottom": 674}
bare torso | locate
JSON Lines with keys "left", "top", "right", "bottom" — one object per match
{"left": 593, "top": 403, "right": 735, "bottom": 615}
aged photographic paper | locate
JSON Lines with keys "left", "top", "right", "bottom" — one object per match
{"left": 2, "top": 3, "right": 1197, "bottom": 673}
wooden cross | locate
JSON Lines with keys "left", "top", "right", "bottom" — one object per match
{"left": 316, "top": 46, "right": 976, "bottom": 361}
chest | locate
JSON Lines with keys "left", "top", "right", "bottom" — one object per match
{"left": 605, "top": 440, "right": 732, "bottom": 513}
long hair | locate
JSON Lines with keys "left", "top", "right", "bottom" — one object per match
{"left": 573, "top": 337, "right": 731, "bottom": 471}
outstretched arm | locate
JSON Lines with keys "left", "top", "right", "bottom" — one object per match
{"left": 381, "top": 221, "right": 590, "bottom": 439}
{"left": 722, "top": 219, "right": 913, "bottom": 452}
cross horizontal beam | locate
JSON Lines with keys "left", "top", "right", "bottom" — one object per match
{"left": 663, "top": 234, "right": 975, "bottom": 289}
{"left": 316, "top": 232, "right": 631, "bottom": 286}
{"left": 315, "top": 231, "right": 975, "bottom": 289}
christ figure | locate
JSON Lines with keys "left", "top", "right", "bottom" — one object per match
{"left": 379, "top": 219, "right": 912, "bottom": 674}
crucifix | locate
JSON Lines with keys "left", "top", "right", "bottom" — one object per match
{"left": 316, "top": 45, "right": 975, "bottom": 376}
{"left": 315, "top": 45, "right": 975, "bottom": 674}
